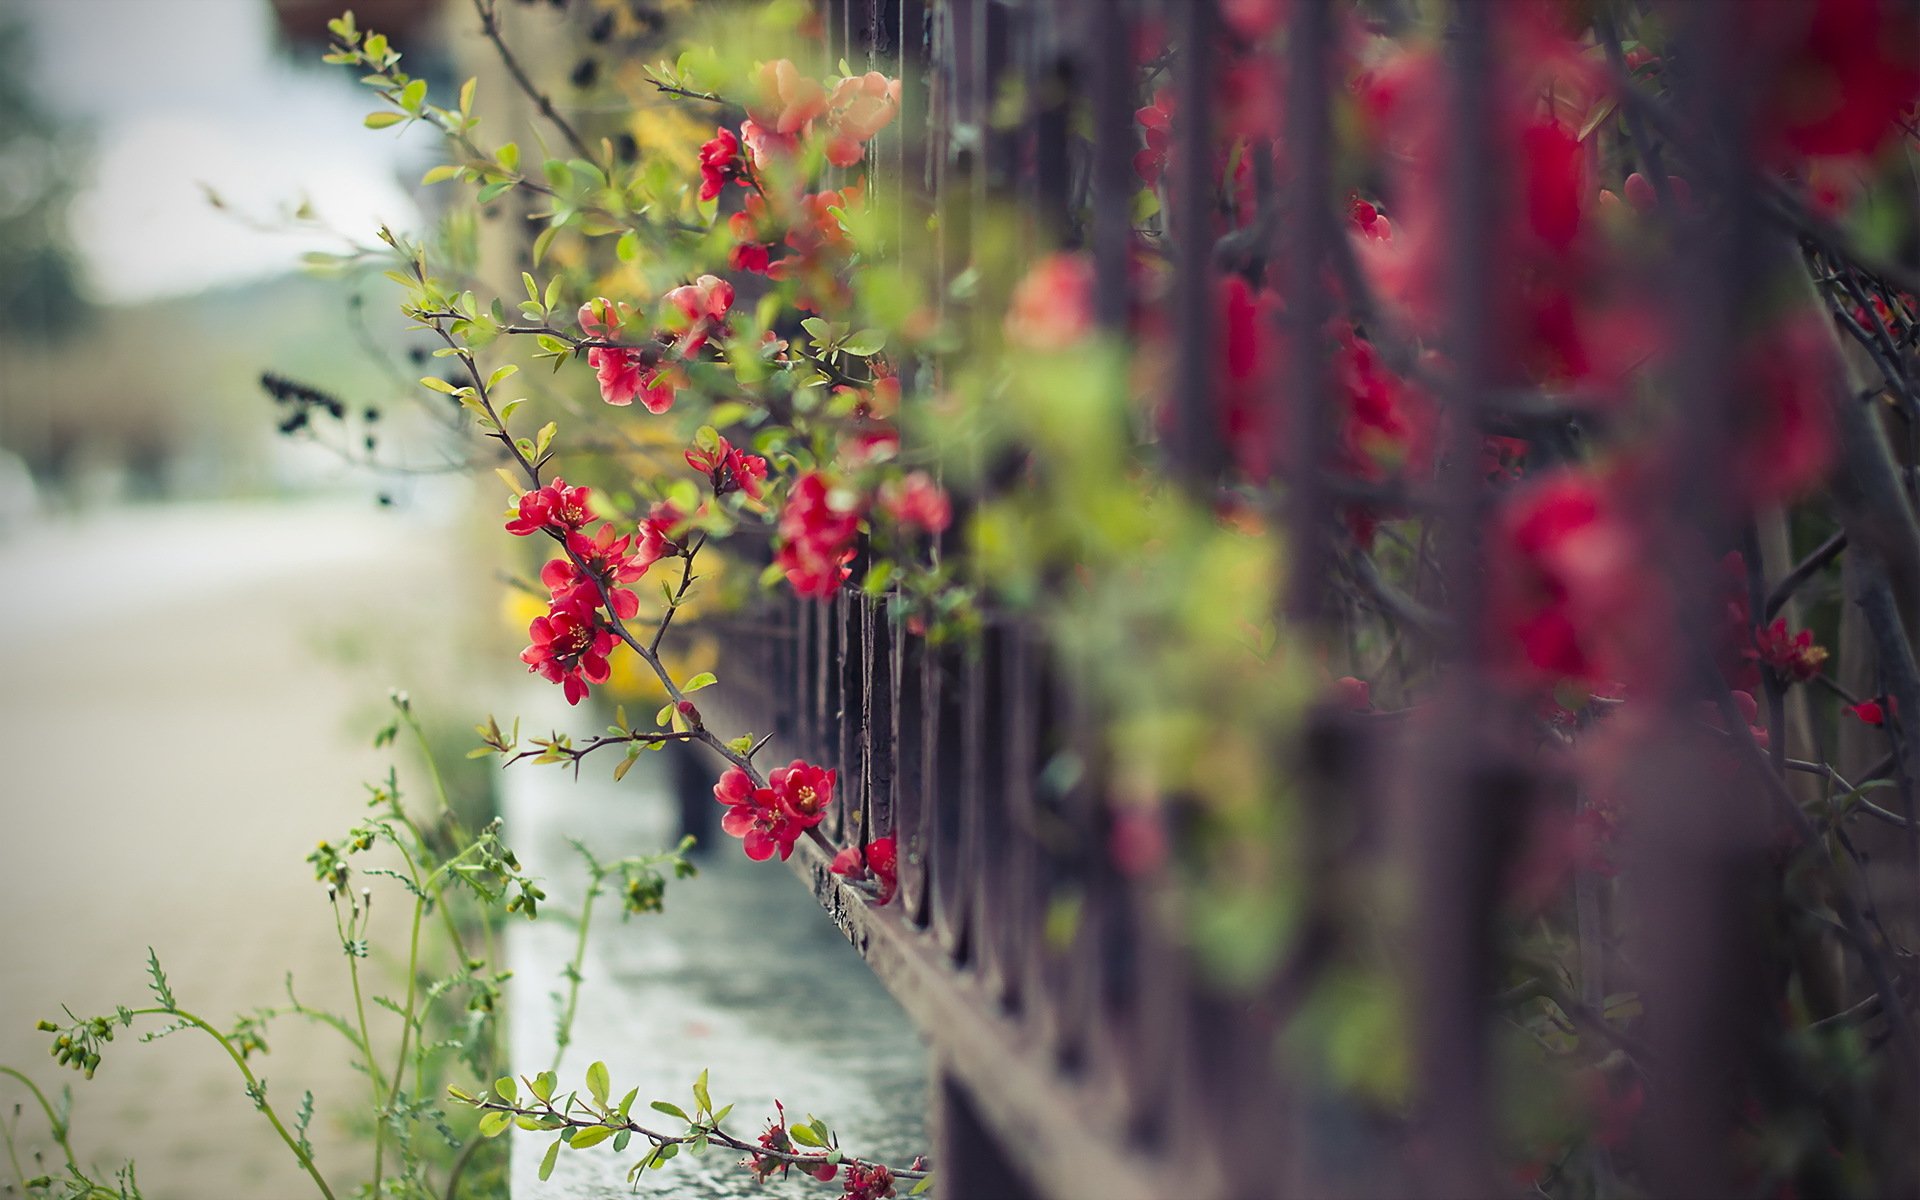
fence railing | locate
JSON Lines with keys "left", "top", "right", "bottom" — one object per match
{"left": 700, "top": 1, "right": 1920, "bottom": 1197}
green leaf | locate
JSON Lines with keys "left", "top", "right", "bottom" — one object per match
{"left": 459, "top": 76, "right": 477, "bottom": 116}
{"left": 540, "top": 1138, "right": 561, "bottom": 1180}
{"left": 569, "top": 1124, "right": 615, "bottom": 1150}
{"left": 789, "top": 1124, "right": 823, "bottom": 1148}
{"left": 421, "top": 163, "right": 461, "bottom": 185}
{"left": 692, "top": 1070, "right": 711, "bottom": 1117}
{"left": 801, "top": 316, "right": 833, "bottom": 344}
{"left": 841, "top": 329, "right": 887, "bottom": 356}
{"left": 532, "top": 224, "right": 560, "bottom": 267}
{"left": 649, "top": 1100, "right": 688, "bottom": 1121}
{"left": 420, "top": 375, "right": 456, "bottom": 394}
{"left": 530, "top": 1071, "right": 556, "bottom": 1102}
{"left": 399, "top": 78, "right": 427, "bottom": 112}
{"left": 487, "top": 363, "right": 519, "bottom": 389}
{"left": 618, "top": 1087, "right": 639, "bottom": 1118}
{"left": 478, "top": 1111, "right": 512, "bottom": 1138}
{"left": 493, "top": 1076, "right": 518, "bottom": 1104}
{"left": 364, "top": 111, "right": 404, "bottom": 129}
{"left": 614, "top": 1128, "right": 632, "bottom": 1152}
{"left": 476, "top": 180, "right": 514, "bottom": 205}
{"left": 534, "top": 420, "right": 558, "bottom": 459}
{"left": 912, "top": 1173, "right": 936, "bottom": 1194}
{"left": 682, "top": 672, "right": 718, "bottom": 693}
{"left": 586, "top": 1061, "right": 610, "bottom": 1108}
{"left": 497, "top": 142, "right": 520, "bottom": 172}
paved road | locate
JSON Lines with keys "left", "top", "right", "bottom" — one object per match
{"left": 0, "top": 498, "right": 474, "bottom": 1198}
{"left": 0, "top": 499, "right": 930, "bottom": 1199}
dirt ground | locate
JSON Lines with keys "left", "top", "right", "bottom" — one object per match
{"left": 0, "top": 498, "right": 490, "bottom": 1199}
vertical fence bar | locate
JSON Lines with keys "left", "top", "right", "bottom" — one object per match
{"left": 1634, "top": 3, "right": 1769, "bottom": 1194}
{"left": 893, "top": 604, "right": 932, "bottom": 926}
{"left": 1411, "top": 0, "right": 1498, "bottom": 1192}
{"left": 1282, "top": 0, "right": 1332, "bottom": 622}
{"left": 1168, "top": 0, "right": 1221, "bottom": 483}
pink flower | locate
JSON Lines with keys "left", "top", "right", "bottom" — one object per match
{"left": 504, "top": 477, "right": 593, "bottom": 536}
{"left": 877, "top": 472, "right": 950, "bottom": 534}
{"left": 748, "top": 60, "right": 830, "bottom": 135}
{"left": 663, "top": 274, "right": 735, "bottom": 357}
{"left": 578, "top": 297, "right": 624, "bottom": 339}
{"left": 1005, "top": 253, "right": 1096, "bottom": 351}
{"left": 715, "top": 766, "right": 803, "bottom": 862}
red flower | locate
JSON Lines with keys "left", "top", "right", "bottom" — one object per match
{"left": 1748, "top": 0, "right": 1920, "bottom": 161}
{"left": 743, "top": 1100, "right": 796, "bottom": 1182}
{"left": 1732, "top": 313, "right": 1838, "bottom": 506}
{"left": 728, "top": 210, "right": 777, "bottom": 274}
{"left": 685, "top": 435, "right": 769, "bottom": 500}
{"left": 1332, "top": 676, "right": 1372, "bottom": 712}
{"left": 715, "top": 766, "right": 803, "bottom": 862}
{"left": 663, "top": 274, "right": 735, "bottom": 357}
{"left": 877, "top": 472, "right": 951, "bottom": 534}
{"left": 1134, "top": 88, "right": 1173, "bottom": 186}
{"left": 769, "top": 759, "right": 835, "bottom": 829}
{"left": 1847, "top": 697, "right": 1897, "bottom": 726}
{"left": 697, "top": 126, "right": 743, "bottom": 202}
{"left": 1348, "top": 195, "right": 1392, "bottom": 241}
{"left": 589, "top": 347, "right": 678, "bottom": 412}
{"left": 1485, "top": 471, "right": 1661, "bottom": 687}
{"left": 634, "top": 502, "right": 685, "bottom": 573}
{"left": 520, "top": 594, "right": 614, "bottom": 706}
{"left": 829, "top": 835, "right": 897, "bottom": 904}
{"left": 1751, "top": 618, "right": 1829, "bottom": 683}
{"left": 842, "top": 1161, "right": 896, "bottom": 1200}
{"left": 776, "top": 472, "right": 861, "bottom": 600}
{"left": 546, "top": 521, "right": 653, "bottom": 620}
{"left": 504, "top": 477, "right": 593, "bottom": 536}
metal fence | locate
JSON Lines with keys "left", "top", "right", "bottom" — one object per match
{"left": 706, "top": 2, "right": 1920, "bottom": 1197}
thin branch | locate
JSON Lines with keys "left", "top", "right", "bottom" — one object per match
{"left": 472, "top": 0, "right": 595, "bottom": 162}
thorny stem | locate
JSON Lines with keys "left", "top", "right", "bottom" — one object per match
{"left": 469, "top": 1095, "right": 929, "bottom": 1180}
{"left": 425, "top": 309, "right": 767, "bottom": 787}
{"left": 651, "top": 535, "right": 710, "bottom": 656}
{"left": 472, "top": 0, "right": 595, "bottom": 162}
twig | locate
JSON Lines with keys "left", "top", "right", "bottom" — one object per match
{"left": 472, "top": 0, "right": 595, "bottom": 162}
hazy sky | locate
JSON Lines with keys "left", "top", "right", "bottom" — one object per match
{"left": 18, "top": 0, "right": 433, "bottom": 304}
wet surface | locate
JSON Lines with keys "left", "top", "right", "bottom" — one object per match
{"left": 502, "top": 741, "right": 931, "bottom": 1198}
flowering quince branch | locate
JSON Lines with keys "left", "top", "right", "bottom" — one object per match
{"left": 449, "top": 1066, "right": 928, "bottom": 1192}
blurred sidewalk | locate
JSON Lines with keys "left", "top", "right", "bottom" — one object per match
{"left": 502, "top": 735, "right": 930, "bottom": 1199}
{"left": 0, "top": 497, "right": 471, "bottom": 1198}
